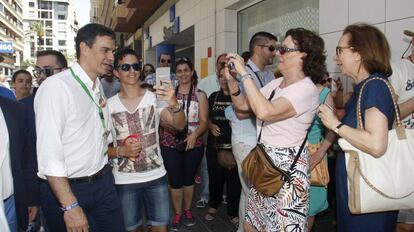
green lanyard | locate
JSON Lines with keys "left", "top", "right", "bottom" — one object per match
{"left": 70, "top": 68, "right": 106, "bottom": 130}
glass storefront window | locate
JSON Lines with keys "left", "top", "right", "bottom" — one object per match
{"left": 237, "top": 0, "right": 319, "bottom": 53}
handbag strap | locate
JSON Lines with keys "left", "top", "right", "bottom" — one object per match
{"left": 257, "top": 89, "right": 276, "bottom": 142}
{"left": 356, "top": 76, "right": 406, "bottom": 139}
{"left": 175, "top": 83, "right": 193, "bottom": 128}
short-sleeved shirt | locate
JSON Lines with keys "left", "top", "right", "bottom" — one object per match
{"left": 108, "top": 90, "right": 166, "bottom": 184}
{"left": 390, "top": 59, "right": 414, "bottom": 128}
{"left": 160, "top": 87, "right": 203, "bottom": 148}
{"left": 0, "top": 86, "right": 15, "bottom": 100}
{"left": 207, "top": 90, "right": 232, "bottom": 148}
{"left": 257, "top": 77, "right": 319, "bottom": 147}
{"left": 342, "top": 74, "right": 394, "bottom": 129}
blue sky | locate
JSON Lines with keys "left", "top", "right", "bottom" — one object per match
{"left": 73, "top": 0, "right": 90, "bottom": 27}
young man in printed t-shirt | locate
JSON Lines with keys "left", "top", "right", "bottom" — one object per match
{"left": 107, "top": 48, "right": 185, "bottom": 232}
{"left": 390, "top": 29, "right": 414, "bottom": 232}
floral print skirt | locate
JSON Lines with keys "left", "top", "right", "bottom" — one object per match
{"left": 245, "top": 143, "right": 310, "bottom": 232}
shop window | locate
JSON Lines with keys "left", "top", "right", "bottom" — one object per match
{"left": 29, "top": 2, "right": 35, "bottom": 7}
{"left": 237, "top": 0, "right": 319, "bottom": 53}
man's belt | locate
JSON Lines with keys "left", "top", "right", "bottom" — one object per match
{"left": 68, "top": 164, "right": 112, "bottom": 184}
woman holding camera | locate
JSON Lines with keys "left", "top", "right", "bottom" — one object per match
{"left": 160, "top": 58, "right": 208, "bottom": 231}
{"left": 205, "top": 66, "right": 241, "bottom": 225}
{"left": 226, "top": 28, "right": 326, "bottom": 231}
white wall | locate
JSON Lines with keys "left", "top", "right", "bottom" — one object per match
{"left": 320, "top": 0, "right": 414, "bottom": 92}
{"left": 146, "top": 0, "right": 414, "bottom": 79}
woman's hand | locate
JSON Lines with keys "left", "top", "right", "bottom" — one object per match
{"left": 185, "top": 133, "right": 198, "bottom": 150}
{"left": 318, "top": 104, "right": 341, "bottom": 131}
{"left": 226, "top": 53, "right": 249, "bottom": 76}
{"left": 154, "top": 80, "right": 177, "bottom": 106}
{"left": 209, "top": 123, "right": 221, "bottom": 136}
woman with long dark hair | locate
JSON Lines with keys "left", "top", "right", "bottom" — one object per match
{"left": 160, "top": 58, "right": 208, "bottom": 231}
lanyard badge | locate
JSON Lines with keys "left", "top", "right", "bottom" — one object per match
{"left": 70, "top": 68, "right": 110, "bottom": 143}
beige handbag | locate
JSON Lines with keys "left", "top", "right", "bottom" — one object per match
{"left": 338, "top": 77, "right": 414, "bottom": 214}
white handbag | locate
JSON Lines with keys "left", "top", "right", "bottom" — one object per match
{"left": 338, "top": 77, "right": 414, "bottom": 214}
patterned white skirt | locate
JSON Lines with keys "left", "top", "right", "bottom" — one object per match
{"left": 245, "top": 143, "right": 310, "bottom": 232}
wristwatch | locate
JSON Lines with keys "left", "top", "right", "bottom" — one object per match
{"left": 240, "top": 73, "right": 252, "bottom": 83}
{"left": 334, "top": 123, "right": 345, "bottom": 134}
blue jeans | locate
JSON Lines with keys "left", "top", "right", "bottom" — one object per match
{"left": 40, "top": 171, "right": 125, "bottom": 232}
{"left": 4, "top": 195, "right": 17, "bottom": 232}
{"left": 116, "top": 175, "right": 170, "bottom": 230}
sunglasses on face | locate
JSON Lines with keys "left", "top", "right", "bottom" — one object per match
{"left": 276, "top": 45, "right": 300, "bottom": 55}
{"left": 117, "top": 63, "right": 141, "bottom": 72}
{"left": 160, "top": 59, "right": 171, "bottom": 64}
{"left": 336, "top": 46, "right": 354, "bottom": 56}
{"left": 258, "top": 44, "right": 276, "bottom": 52}
{"left": 33, "top": 67, "right": 62, "bottom": 78}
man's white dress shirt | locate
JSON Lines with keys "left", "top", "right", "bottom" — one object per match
{"left": 35, "top": 63, "right": 111, "bottom": 179}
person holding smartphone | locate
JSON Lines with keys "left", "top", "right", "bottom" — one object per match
{"left": 107, "top": 48, "right": 185, "bottom": 232}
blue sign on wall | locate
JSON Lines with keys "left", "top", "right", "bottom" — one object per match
{"left": 0, "top": 41, "right": 13, "bottom": 53}
{"left": 173, "top": 16, "right": 180, "bottom": 34}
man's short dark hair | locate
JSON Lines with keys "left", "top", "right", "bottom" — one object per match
{"left": 249, "top": 31, "right": 277, "bottom": 55}
{"left": 75, "top": 23, "right": 116, "bottom": 59}
{"left": 36, "top": 50, "right": 68, "bottom": 68}
{"left": 12, "top": 70, "right": 32, "bottom": 82}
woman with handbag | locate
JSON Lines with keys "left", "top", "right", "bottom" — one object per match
{"left": 307, "top": 81, "right": 334, "bottom": 230}
{"left": 226, "top": 28, "right": 326, "bottom": 231}
{"left": 318, "top": 23, "right": 398, "bottom": 231}
{"left": 205, "top": 67, "right": 241, "bottom": 225}
{"left": 160, "top": 58, "right": 208, "bottom": 231}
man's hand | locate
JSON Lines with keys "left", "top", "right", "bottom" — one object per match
{"left": 28, "top": 206, "right": 38, "bottom": 222}
{"left": 63, "top": 206, "right": 89, "bottom": 232}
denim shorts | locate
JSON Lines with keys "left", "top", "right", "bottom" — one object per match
{"left": 116, "top": 175, "right": 170, "bottom": 230}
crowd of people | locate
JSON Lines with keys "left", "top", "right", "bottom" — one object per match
{"left": 0, "top": 21, "right": 413, "bottom": 232}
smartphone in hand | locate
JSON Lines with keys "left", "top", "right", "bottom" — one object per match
{"left": 156, "top": 67, "right": 171, "bottom": 87}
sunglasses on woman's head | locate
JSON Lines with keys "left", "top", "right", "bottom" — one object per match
{"left": 118, "top": 63, "right": 141, "bottom": 72}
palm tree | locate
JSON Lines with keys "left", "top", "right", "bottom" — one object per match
{"left": 24, "top": 21, "right": 45, "bottom": 51}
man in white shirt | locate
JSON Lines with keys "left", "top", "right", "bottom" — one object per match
{"left": 0, "top": 96, "right": 38, "bottom": 232}
{"left": 34, "top": 23, "right": 124, "bottom": 232}
{"left": 144, "top": 53, "right": 178, "bottom": 87}
{"left": 391, "top": 29, "right": 414, "bottom": 232}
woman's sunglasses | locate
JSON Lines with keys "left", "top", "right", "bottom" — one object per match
{"left": 118, "top": 63, "right": 141, "bottom": 72}
{"left": 258, "top": 45, "right": 300, "bottom": 55}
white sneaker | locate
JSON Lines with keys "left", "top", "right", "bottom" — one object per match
{"left": 196, "top": 199, "right": 208, "bottom": 208}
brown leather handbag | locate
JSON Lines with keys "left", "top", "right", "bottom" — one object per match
{"left": 308, "top": 143, "right": 330, "bottom": 186}
{"left": 241, "top": 89, "right": 308, "bottom": 197}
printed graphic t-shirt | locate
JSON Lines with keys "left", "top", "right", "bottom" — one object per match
{"left": 390, "top": 59, "right": 414, "bottom": 128}
{"left": 108, "top": 90, "right": 166, "bottom": 184}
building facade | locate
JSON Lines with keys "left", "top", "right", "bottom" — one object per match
{"left": 22, "top": 0, "right": 78, "bottom": 64}
{"left": 0, "top": 0, "right": 24, "bottom": 79}
{"left": 102, "top": 0, "right": 414, "bottom": 92}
